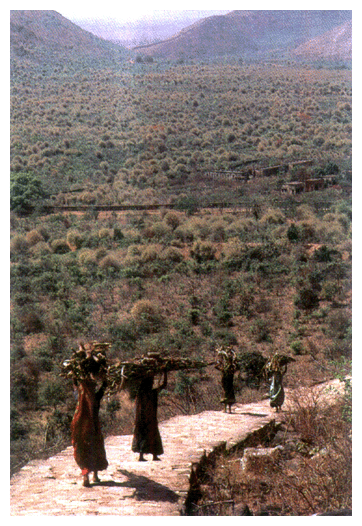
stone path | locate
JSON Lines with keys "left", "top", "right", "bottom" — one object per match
{"left": 10, "top": 379, "right": 346, "bottom": 516}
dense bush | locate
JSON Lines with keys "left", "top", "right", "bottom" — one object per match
{"left": 294, "top": 286, "right": 320, "bottom": 311}
{"left": 190, "top": 240, "right": 216, "bottom": 263}
{"left": 10, "top": 172, "right": 45, "bottom": 215}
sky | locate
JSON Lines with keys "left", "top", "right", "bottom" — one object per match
{"left": 8, "top": 1, "right": 355, "bottom": 25}
{"left": 59, "top": 7, "right": 230, "bottom": 24}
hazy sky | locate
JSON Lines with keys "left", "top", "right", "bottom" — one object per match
{"left": 8, "top": 1, "right": 351, "bottom": 24}
{"left": 58, "top": 7, "right": 231, "bottom": 24}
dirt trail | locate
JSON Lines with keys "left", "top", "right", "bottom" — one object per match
{"left": 10, "top": 379, "right": 346, "bottom": 516}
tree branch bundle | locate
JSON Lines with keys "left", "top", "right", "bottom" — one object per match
{"left": 60, "top": 342, "right": 110, "bottom": 381}
{"left": 263, "top": 353, "right": 296, "bottom": 377}
{"left": 60, "top": 346, "right": 207, "bottom": 394}
{"left": 107, "top": 352, "right": 207, "bottom": 393}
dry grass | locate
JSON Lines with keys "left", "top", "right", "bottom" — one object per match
{"left": 193, "top": 386, "right": 351, "bottom": 516}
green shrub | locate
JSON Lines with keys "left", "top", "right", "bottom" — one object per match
{"left": 26, "top": 229, "right": 44, "bottom": 247}
{"left": 113, "top": 226, "right": 124, "bottom": 241}
{"left": 294, "top": 286, "right": 320, "bottom": 311}
{"left": 38, "top": 379, "right": 68, "bottom": 409}
{"left": 326, "top": 311, "right": 351, "bottom": 341}
{"left": 190, "top": 240, "right": 216, "bottom": 263}
{"left": 290, "top": 340, "right": 304, "bottom": 355}
{"left": 30, "top": 241, "right": 52, "bottom": 257}
{"left": 260, "top": 208, "right": 286, "bottom": 226}
{"left": 298, "top": 220, "right": 318, "bottom": 243}
{"left": 249, "top": 317, "right": 272, "bottom": 343}
{"left": 141, "top": 244, "right": 162, "bottom": 263}
{"left": 44, "top": 408, "right": 73, "bottom": 445}
{"left": 51, "top": 238, "right": 71, "bottom": 254}
{"left": 287, "top": 223, "right": 299, "bottom": 243}
{"left": 162, "top": 247, "right": 183, "bottom": 264}
{"left": 164, "top": 211, "right": 182, "bottom": 230}
{"left": 210, "top": 220, "right": 226, "bottom": 242}
{"left": 130, "top": 299, "right": 165, "bottom": 333}
{"left": 78, "top": 249, "right": 98, "bottom": 267}
{"left": 313, "top": 245, "right": 337, "bottom": 262}
{"left": 66, "top": 229, "right": 84, "bottom": 250}
{"left": 322, "top": 280, "right": 341, "bottom": 301}
{"left": 174, "top": 224, "right": 195, "bottom": 243}
{"left": 10, "top": 172, "right": 45, "bottom": 215}
{"left": 98, "top": 254, "right": 121, "bottom": 271}
{"left": 213, "top": 295, "right": 233, "bottom": 327}
{"left": 214, "top": 330, "right": 238, "bottom": 346}
{"left": 221, "top": 238, "right": 246, "bottom": 270}
{"left": 175, "top": 195, "right": 200, "bottom": 215}
{"left": 10, "top": 235, "right": 29, "bottom": 256}
{"left": 98, "top": 228, "right": 113, "bottom": 245}
{"left": 10, "top": 410, "right": 29, "bottom": 440}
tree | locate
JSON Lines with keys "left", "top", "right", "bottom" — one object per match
{"left": 10, "top": 172, "right": 45, "bottom": 215}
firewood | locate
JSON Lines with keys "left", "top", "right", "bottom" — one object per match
{"left": 107, "top": 352, "right": 207, "bottom": 393}
{"left": 60, "top": 341, "right": 110, "bottom": 381}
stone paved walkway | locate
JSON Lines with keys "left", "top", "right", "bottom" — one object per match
{"left": 10, "top": 379, "right": 346, "bottom": 516}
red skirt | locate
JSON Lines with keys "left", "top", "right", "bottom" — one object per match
{"left": 71, "top": 381, "right": 108, "bottom": 474}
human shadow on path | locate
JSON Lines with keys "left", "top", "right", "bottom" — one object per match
{"left": 108, "top": 469, "right": 179, "bottom": 502}
{"left": 238, "top": 412, "right": 269, "bottom": 417}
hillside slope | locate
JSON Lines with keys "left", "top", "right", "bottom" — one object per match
{"left": 133, "top": 13, "right": 257, "bottom": 59}
{"left": 133, "top": 10, "right": 352, "bottom": 60}
{"left": 293, "top": 20, "right": 352, "bottom": 61}
{"left": 10, "top": 10, "right": 129, "bottom": 63}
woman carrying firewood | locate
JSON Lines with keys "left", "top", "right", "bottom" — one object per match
{"left": 67, "top": 343, "right": 109, "bottom": 487}
{"left": 264, "top": 354, "right": 294, "bottom": 412}
{"left": 215, "top": 346, "right": 238, "bottom": 413}
{"left": 268, "top": 365, "right": 287, "bottom": 412}
{"left": 132, "top": 371, "right": 167, "bottom": 461}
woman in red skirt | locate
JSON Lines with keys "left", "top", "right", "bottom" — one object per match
{"left": 71, "top": 349, "right": 108, "bottom": 487}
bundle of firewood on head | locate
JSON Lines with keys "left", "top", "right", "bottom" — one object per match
{"left": 215, "top": 345, "right": 239, "bottom": 374}
{"left": 107, "top": 352, "right": 207, "bottom": 397}
{"left": 262, "top": 353, "right": 295, "bottom": 379}
{"left": 60, "top": 342, "right": 111, "bottom": 382}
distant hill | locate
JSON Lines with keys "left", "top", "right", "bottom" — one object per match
{"left": 10, "top": 10, "right": 352, "bottom": 66}
{"left": 133, "top": 13, "right": 257, "bottom": 60}
{"left": 10, "top": 10, "right": 129, "bottom": 64}
{"left": 70, "top": 11, "right": 231, "bottom": 48}
{"left": 132, "top": 10, "right": 352, "bottom": 61}
{"left": 293, "top": 20, "right": 352, "bottom": 61}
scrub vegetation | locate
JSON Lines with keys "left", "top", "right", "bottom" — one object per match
{"left": 10, "top": 54, "right": 351, "bottom": 514}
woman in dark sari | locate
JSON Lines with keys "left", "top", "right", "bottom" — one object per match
{"left": 71, "top": 360, "right": 108, "bottom": 487}
{"left": 216, "top": 347, "right": 237, "bottom": 413}
{"left": 132, "top": 372, "right": 167, "bottom": 461}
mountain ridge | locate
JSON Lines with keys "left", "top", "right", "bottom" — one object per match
{"left": 10, "top": 10, "right": 352, "bottom": 65}
{"left": 132, "top": 10, "right": 352, "bottom": 61}
{"left": 10, "top": 10, "right": 129, "bottom": 63}
{"left": 293, "top": 20, "right": 352, "bottom": 60}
